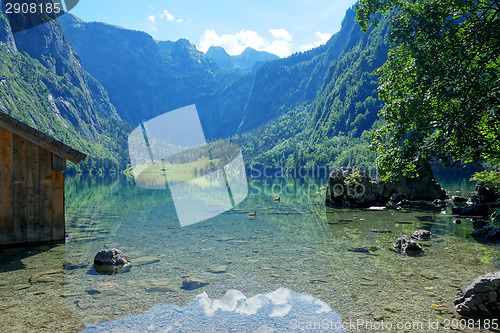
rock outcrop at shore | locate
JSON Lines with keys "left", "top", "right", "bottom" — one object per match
{"left": 325, "top": 167, "right": 394, "bottom": 208}
{"left": 325, "top": 165, "right": 447, "bottom": 208}
{"left": 453, "top": 272, "right": 500, "bottom": 319}
{"left": 452, "top": 181, "right": 499, "bottom": 217}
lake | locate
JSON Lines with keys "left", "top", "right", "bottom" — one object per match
{"left": 0, "top": 174, "right": 499, "bottom": 332}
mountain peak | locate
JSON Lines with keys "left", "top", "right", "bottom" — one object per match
{"left": 205, "top": 46, "right": 278, "bottom": 71}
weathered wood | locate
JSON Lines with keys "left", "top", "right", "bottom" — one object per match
{"left": 26, "top": 142, "right": 40, "bottom": 244}
{"left": 13, "top": 135, "right": 27, "bottom": 244}
{"left": 0, "top": 117, "right": 86, "bottom": 164}
{"left": 0, "top": 112, "right": 83, "bottom": 246}
{"left": 0, "top": 128, "right": 14, "bottom": 245}
{"left": 52, "top": 154, "right": 66, "bottom": 171}
{"left": 51, "top": 168, "right": 65, "bottom": 241}
{"left": 39, "top": 149, "right": 53, "bottom": 242}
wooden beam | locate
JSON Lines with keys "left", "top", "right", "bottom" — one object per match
{"left": 0, "top": 128, "right": 14, "bottom": 245}
{"left": 39, "top": 149, "right": 53, "bottom": 242}
{"left": 0, "top": 118, "right": 86, "bottom": 164}
{"left": 26, "top": 141, "right": 40, "bottom": 244}
{"left": 51, "top": 167, "right": 65, "bottom": 241}
{"left": 13, "top": 135, "right": 27, "bottom": 244}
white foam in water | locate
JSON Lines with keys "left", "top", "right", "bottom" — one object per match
{"left": 80, "top": 287, "right": 344, "bottom": 332}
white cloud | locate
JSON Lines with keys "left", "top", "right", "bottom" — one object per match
{"left": 300, "top": 31, "right": 332, "bottom": 51}
{"left": 163, "top": 10, "right": 175, "bottom": 22}
{"left": 269, "top": 28, "right": 292, "bottom": 42}
{"left": 266, "top": 40, "right": 291, "bottom": 58}
{"left": 198, "top": 28, "right": 293, "bottom": 58}
{"left": 148, "top": 9, "right": 183, "bottom": 25}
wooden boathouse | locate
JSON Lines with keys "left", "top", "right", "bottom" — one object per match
{"left": 0, "top": 112, "right": 86, "bottom": 247}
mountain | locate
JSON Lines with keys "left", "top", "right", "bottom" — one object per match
{"left": 0, "top": 8, "right": 130, "bottom": 172}
{"left": 233, "top": 9, "right": 391, "bottom": 169}
{"left": 58, "top": 8, "right": 391, "bottom": 170}
{"left": 206, "top": 46, "right": 279, "bottom": 72}
{"left": 59, "top": 13, "right": 246, "bottom": 137}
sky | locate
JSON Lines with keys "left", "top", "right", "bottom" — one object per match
{"left": 69, "top": 0, "right": 358, "bottom": 58}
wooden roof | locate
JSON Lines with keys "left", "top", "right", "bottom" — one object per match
{"left": 0, "top": 112, "right": 87, "bottom": 164}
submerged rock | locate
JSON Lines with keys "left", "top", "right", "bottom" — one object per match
{"left": 452, "top": 196, "right": 468, "bottom": 204}
{"left": 137, "top": 278, "right": 175, "bottom": 293}
{"left": 206, "top": 265, "right": 228, "bottom": 274}
{"left": 471, "top": 227, "right": 500, "bottom": 243}
{"left": 411, "top": 230, "right": 432, "bottom": 241}
{"left": 133, "top": 256, "right": 160, "bottom": 266}
{"left": 453, "top": 272, "right": 500, "bottom": 319}
{"left": 93, "top": 248, "right": 131, "bottom": 275}
{"left": 467, "top": 218, "right": 489, "bottom": 229}
{"left": 181, "top": 276, "right": 209, "bottom": 291}
{"left": 391, "top": 236, "right": 423, "bottom": 256}
{"left": 452, "top": 204, "right": 489, "bottom": 216}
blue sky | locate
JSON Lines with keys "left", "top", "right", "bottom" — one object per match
{"left": 69, "top": 0, "right": 358, "bottom": 57}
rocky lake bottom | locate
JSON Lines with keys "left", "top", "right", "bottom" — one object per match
{"left": 0, "top": 175, "right": 499, "bottom": 332}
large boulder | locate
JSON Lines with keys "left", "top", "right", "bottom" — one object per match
{"left": 471, "top": 227, "right": 500, "bottom": 243}
{"left": 411, "top": 230, "right": 432, "bottom": 241}
{"left": 393, "top": 162, "right": 447, "bottom": 200}
{"left": 94, "top": 248, "right": 131, "bottom": 275}
{"left": 391, "top": 236, "right": 423, "bottom": 256}
{"left": 325, "top": 164, "right": 447, "bottom": 208}
{"left": 453, "top": 272, "right": 500, "bottom": 319}
{"left": 475, "top": 182, "right": 499, "bottom": 204}
{"left": 325, "top": 167, "right": 394, "bottom": 208}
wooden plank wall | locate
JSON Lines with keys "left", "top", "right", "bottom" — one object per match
{"left": 0, "top": 127, "right": 66, "bottom": 246}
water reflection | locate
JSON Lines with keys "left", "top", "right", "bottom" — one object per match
{"left": 80, "top": 287, "right": 344, "bottom": 333}
{"left": 60, "top": 175, "right": 500, "bottom": 332}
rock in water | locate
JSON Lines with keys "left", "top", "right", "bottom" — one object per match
{"left": 412, "top": 230, "right": 432, "bottom": 241}
{"left": 391, "top": 236, "right": 423, "bottom": 256}
{"left": 181, "top": 276, "right": 209, "bottom": 291}
{"left": 325, "top": 167, "right": 394, "bottom": 208}
{"left": 325, "top": 164, "right": 447, "bottom": 208}
{"left": 93, "top": 248, "right": 131, "bottom": 275}
{"left": 393, "top": 161, "right": 448, "bottom": 200}
{"left": 433, "top": 199, "right": 445, "bottom": 207}
{"left": 453, "top": 272, "right": 500, "bottom": 319}
{"left": 471, "top": 227, "right": 500, "bottom": 243}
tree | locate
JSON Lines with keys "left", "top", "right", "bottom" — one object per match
{"left": 355, "top": 0, "right": 500, "bottom": 179}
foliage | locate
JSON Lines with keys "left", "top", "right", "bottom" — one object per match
{"left": 355, "top": 0, "right": 500, "bottom": 180}
{"left": 470, "top": 170, "right": 500, "bottom": 191}
{"left": 344, "top": 167, "right": 364, "bottom": 187}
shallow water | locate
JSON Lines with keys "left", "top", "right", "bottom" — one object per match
{"left": 1, "top": 174, "right": 499, "bottom": 332}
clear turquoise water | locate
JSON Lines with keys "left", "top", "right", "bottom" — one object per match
{"left": 1, "top": 174, "right": 499, "bottom": 332}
